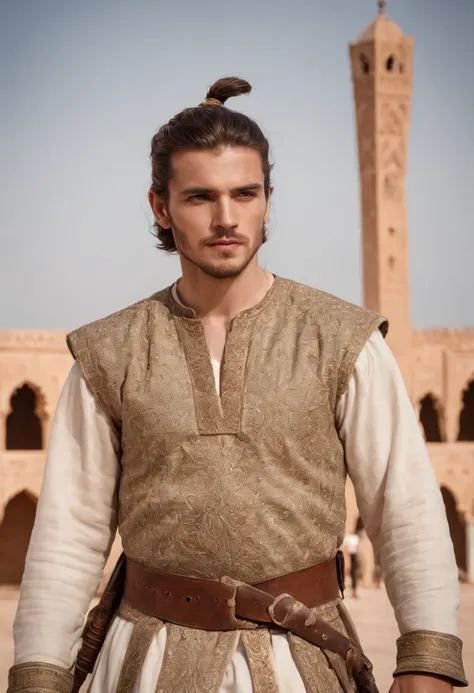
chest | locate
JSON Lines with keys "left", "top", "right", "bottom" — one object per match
{"left": 121, "top": 312, "right": 338, "bottom": 442}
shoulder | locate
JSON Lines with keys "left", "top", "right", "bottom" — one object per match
{"left": 64, "top": 291, "right": 171, "bottom": 428}
{"left": 66, "top": 291, "right": 170, "bottom": 357}
{"left": 281, "top": 277, "right": 388, "bottom": 336}
{"left": 357, "top": 329, "right": 403, "bottom": 384}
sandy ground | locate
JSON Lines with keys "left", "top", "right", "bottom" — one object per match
{"left": 1, "top": 584, "right": 473, "bottom": 691}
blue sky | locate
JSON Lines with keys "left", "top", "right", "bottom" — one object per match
{"left": 1, "top": 0, "right": 473, "bottom": 329}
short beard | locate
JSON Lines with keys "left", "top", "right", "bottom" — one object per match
{"left": 172, "top": 222, "right": 267, "bottom": 280}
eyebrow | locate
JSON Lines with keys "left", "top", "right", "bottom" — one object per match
{"left": 180, "top": 183, "right": 264, "bottom": 196}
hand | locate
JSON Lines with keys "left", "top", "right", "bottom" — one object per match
{"left": 389, "top": 674, "right": 453, "bottom": 693}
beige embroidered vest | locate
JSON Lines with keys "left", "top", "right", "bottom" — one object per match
{"left": 67, "top": 276, "right": 387, "bottom": 584}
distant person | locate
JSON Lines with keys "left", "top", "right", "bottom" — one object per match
{"left": 373, "top": 549, "right": 383, "bottom": 589}
{"left": 344, "top": 532, "right": 361, "bottom": 598}
{"left": 8, "top": 77, "right": 466, "bottom": 693}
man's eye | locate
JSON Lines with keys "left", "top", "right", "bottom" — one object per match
{"left": 189, "top": 194, "right": 209, "bottom": 201}
{"left": 238, "top": 191, "right": 256, "bottom": 198}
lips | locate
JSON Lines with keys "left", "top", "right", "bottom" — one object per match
{"left": 208, "top": 241, "right": 240, "bottom": 247}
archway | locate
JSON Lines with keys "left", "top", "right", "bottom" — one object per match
{"left": 419, "top": 394, "right": 443, "bottom": 442}
{"left": 0, "top": 491, "right": 37, "bottom": 584}
{"left": 6, "top": 383, "right": 44, "bottom": 450}
{"left": 457, "top": 379, "right": 474, "bottom": 441}
{"left": 440, "top": 487, "right": 467, "bottom": 574}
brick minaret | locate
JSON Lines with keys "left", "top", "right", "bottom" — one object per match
{"left": 350, "top": 2, "right": 415, "bottom": 394}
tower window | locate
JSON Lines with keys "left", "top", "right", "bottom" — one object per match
{"left": 388, "top": 255, "right": 396, "bottom": 269}
{"left": 388, "top": 227, "right": 396, "bottom": 235}
{"left": 399, "top": 63, "right": 405, "bottom": 74}
{"left": 360, "top": 53, "right": 370, "bottom": 75}
{"left": 386, "top": 55, "right": 395, "bottom": 71}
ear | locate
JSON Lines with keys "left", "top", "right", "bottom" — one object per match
{"left": 264, "top": 186, "right": 274, "bottom": 222}
{"left": 148, "top": 190, "right": 171, "bottom": 229}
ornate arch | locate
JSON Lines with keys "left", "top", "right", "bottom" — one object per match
{"left": 5, "top": 382, "right": 48, "bottom": 450}
{"left": 1, "top": 487, "right": 38, "bottom": 511}
{"left": 14, "top": 381, "right": 47, "bottom": 416}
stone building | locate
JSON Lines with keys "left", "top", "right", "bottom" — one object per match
{"left": 0, "top": 2, "right": 473, "bottom": 588}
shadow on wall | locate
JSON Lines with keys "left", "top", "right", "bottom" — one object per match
{"left": 0, "top": 491, "right": 37, "bottom": 584}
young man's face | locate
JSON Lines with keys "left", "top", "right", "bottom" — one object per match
{"left": 150, "top": 146, "right": 272, "bottom": 279}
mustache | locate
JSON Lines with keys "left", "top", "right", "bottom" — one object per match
{"left": 202, "top": 234, "right": 247, "bottom": 245}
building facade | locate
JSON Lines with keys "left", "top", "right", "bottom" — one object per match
{"left": 0, "top": 2, "right": 473, "bottom": 588}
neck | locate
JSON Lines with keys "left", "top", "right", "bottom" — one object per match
{"left": 176, "top": 257, "right": 272, "bottom": 320}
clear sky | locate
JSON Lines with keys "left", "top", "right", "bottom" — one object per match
{"left": 1, "top": 0, "right": 473, "bottom": 330}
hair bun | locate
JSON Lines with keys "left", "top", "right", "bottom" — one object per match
{"left": 204, "top": 77, "right": 251, "bottom": 106}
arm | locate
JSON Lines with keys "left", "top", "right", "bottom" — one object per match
{"left": 8, "top": 363, "right": 120, "bottom": 693}
{"left": 336, "top": 330, "right": 467, "bottom": 688}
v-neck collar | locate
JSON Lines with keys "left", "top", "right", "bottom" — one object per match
{"left": 162, "top": 275, "right": 281, "bottom": 322}
{"left": 153, "top": 275, "right": 282, "bottom": 434}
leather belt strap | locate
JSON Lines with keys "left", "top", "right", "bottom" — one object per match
{"left": 122, "top": 557, "right": 379, "bottom": 693}
{"left": 124, "top": 556, "right": 340, "bottom": 631}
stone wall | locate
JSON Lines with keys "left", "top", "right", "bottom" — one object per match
{"left": 413, "top": 329, "right": 474, "bottom": 444}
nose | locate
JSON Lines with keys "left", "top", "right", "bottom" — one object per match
{"left": 212, "top": 197, "right": 238, "bottom": 232}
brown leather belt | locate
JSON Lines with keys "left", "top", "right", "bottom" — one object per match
{"left": 123, "top": 556, "right": 340, "bottom": 631}
{"left": 121, "top": 555, "right": 380, "bottom": 692}
{"left": 72, "top": 553, "right": 378, "bottom": 693}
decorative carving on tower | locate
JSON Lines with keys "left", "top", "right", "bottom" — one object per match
{"left": 350, "top": 1, "right": 415, "bottom": 394}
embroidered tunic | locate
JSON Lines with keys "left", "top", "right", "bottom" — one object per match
{"left": 9, "top": 277, "right": 467, "bottom": 692}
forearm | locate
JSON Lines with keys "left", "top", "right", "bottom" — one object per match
{"left": 9, "top": 526, "right": 116, "bottom": 693}
{"left": 371, "top": 449, "right": 464, "bottom": 683}
{"left": 13, "top": 519, "right": 116, "bottom": 666}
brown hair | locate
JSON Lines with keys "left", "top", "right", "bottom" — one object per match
{"left": 150, "top": 77, "right": 273, "bottom": 253}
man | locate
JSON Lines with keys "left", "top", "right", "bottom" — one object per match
{"left": 343, "top": 532, "right": 361, "bottom": 599}
{"left": 8, "top": 77, "right": 467, "bottom": 693}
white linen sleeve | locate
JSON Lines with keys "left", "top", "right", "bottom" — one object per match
{"left": 13, "top": 362, "right": 121, "bottom": 667}
{"left": 336, "top": 329, "right": 460, "bottom": 636}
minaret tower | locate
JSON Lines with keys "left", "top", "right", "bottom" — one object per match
{"left": 350, "top": 2, "right": 415, "bottom": 394}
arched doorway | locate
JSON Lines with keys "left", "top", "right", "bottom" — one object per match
{"left": 419, "top": 394, "right": 443, "bottom": 442}
{"left": 440, "top": 487, "right": 467, "bottom": 574}
{"left": 6, "top": 383, "right": 44, "bottom": 450}
{"left": 0, "top": 491, "right": 37, "bottom": 584}
{"left": 458, "top": 379, "right": 474, "bottom": 441}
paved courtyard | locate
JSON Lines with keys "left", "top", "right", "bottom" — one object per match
{"left": 1, "top": 584, "right": 473, "bottom": 691}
